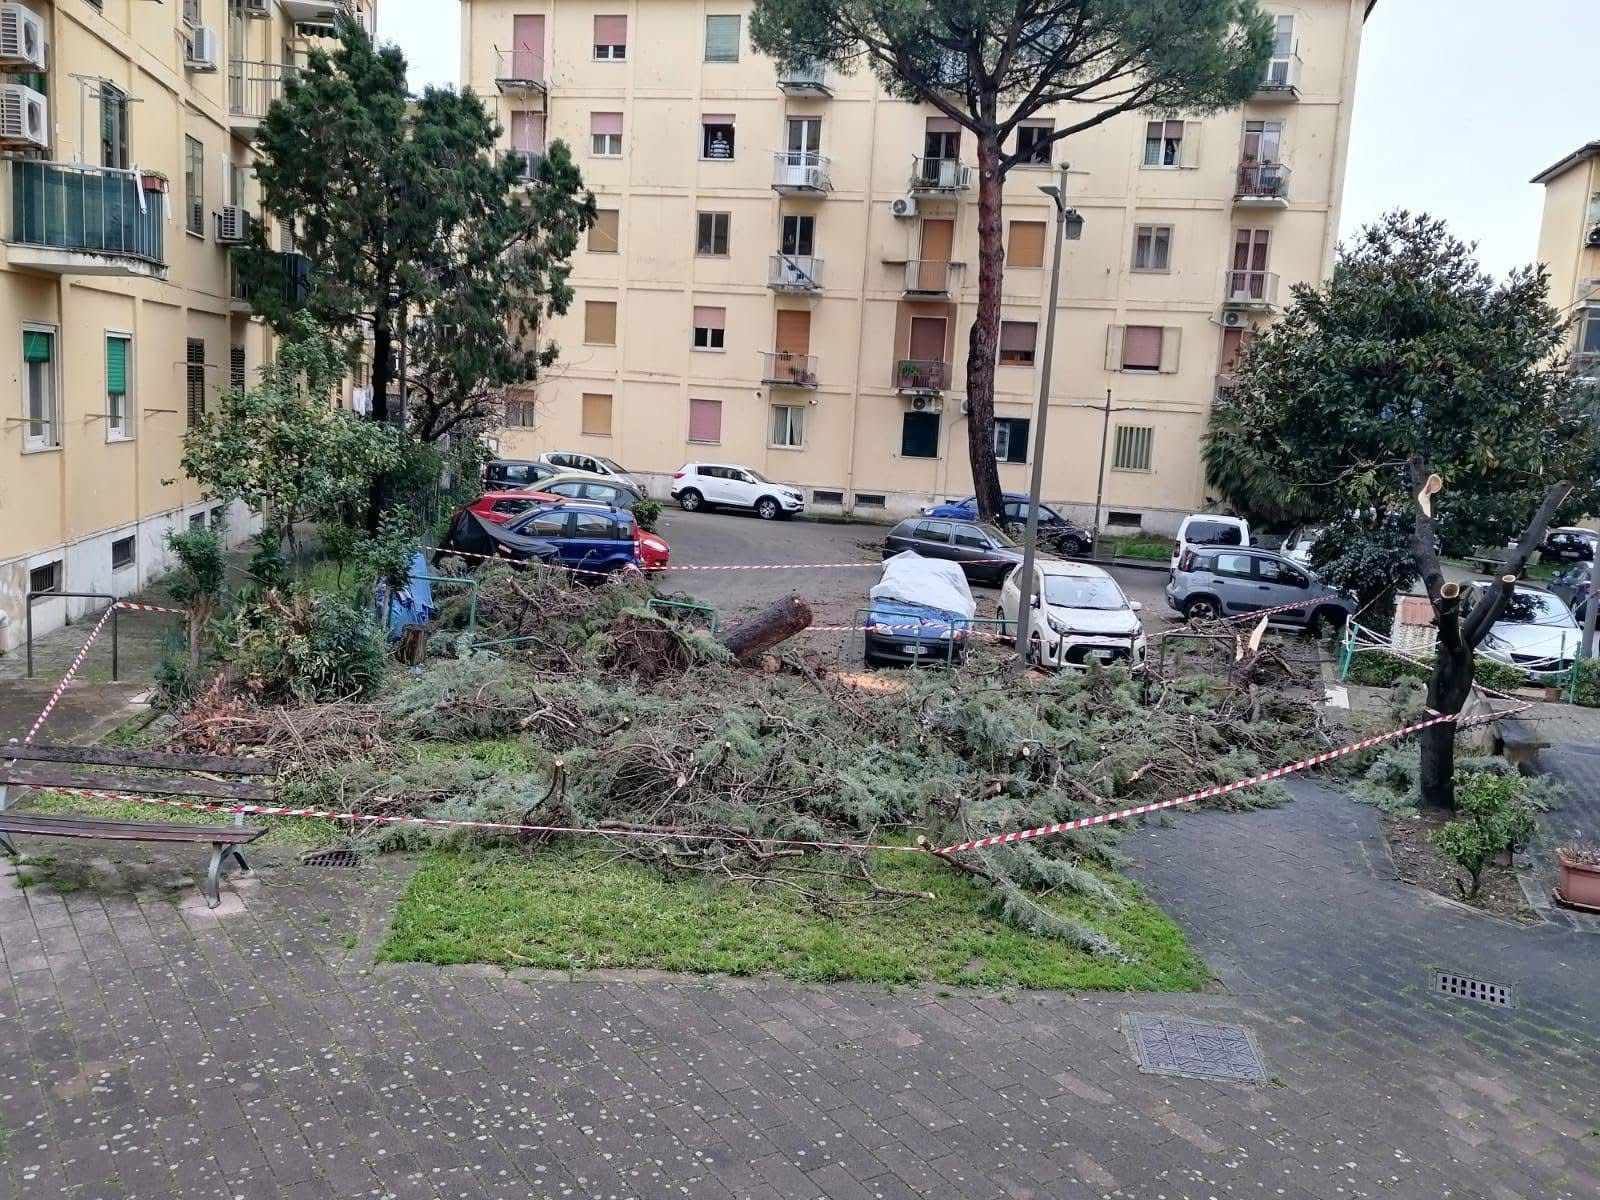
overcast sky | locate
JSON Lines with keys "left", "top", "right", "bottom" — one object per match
{"left": 379, "top": 0, "right": 1599, "bottom": 280}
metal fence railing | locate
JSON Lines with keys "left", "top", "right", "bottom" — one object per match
{"left": 8, "top": 160, "right": 165, "bottom": 265}
{"left": 229, "top": 60, "right": 293, "bottom": 121}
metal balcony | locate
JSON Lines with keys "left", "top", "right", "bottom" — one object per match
{"left": 229, "top": 250, "right": 312, "bottom": 313}
{"left": 1257, "top": 52, "right": 1302, "bottom": 99}
{"left": 283, "top": 0, "right": 371, "bottom": 32}
{"left": 768, "top": 254, "right": 823, "bottom": 292}
{"left": 760, "top": 351, "right": 819, "bottom": 388}
{"left": 1223, "top": 269, "right": 1281, "bottom": 309}
{"left": 894, "top": 359, "right": 950, "bottom": 394}
{"left": 228, "top": 60, "right": 293, "bottom": 137}
{"left": 499, "top": 148, "right": 544, "bottom": 184}
{"left": 902, "top": 259, "right": 963, "bottom": 297}
{"left": 772, "top": 151, "right": 831, "bottom": 193}
{"left": 494, "top": 47, "right": 547, "bottom": 93}
{"left": 5, "top": 161, "right": 166, "bottom": 279}
{"left": 909, "top": 156, "right": 970, "bottom": 193}
{"left": 777, "top": 61, "right": 830, "bottom": 95}
{"left": 1234, "top": 161, "right": 1291, "bottom": 207}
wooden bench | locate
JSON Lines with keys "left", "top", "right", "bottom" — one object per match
{"left": 0, "top": 743, "right": 272, "bottom": 907}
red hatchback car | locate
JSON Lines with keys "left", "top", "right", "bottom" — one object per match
{"left": 462, "top": 491, "right": 670, "bottom": 570}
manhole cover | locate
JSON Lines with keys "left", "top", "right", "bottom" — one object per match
{"left": 1431, "top": 969, "right": 1513, "bottom": 1007}
{"left": 1122, "top": 1013, "right": 1266, "bottom": 1083}
{"left": 300, "top": 849, "right": 361, "bottom": 869}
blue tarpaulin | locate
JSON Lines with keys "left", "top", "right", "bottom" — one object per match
{"left": 386, "top": 551, "right": 437, "bottom": 639}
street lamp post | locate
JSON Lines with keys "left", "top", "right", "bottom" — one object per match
{"left": 1013, "top": 163, "right": 1082, "bottom": 662}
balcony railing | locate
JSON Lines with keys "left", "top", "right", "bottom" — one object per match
{"left": 894, "top": 359, "right": 950, "bottom": 393}
{"left": 768, "top": 254, "right": 823, "bottom": 292}
{"left": 909, "top": 156, "right": 970, "bottom": 192}
{"left": 7, "top": 161, "right": 165, "bottom": 273}
{"left": 499, "top": 148, "right": 544, "bottom": 183}
{"left": 1258, "top": 52, "right": 1302, "bottom": 97}
{"left": 760, "top": 351, "right": 819, "bottom": 388}
{"left": 1234, "top": 161, "right": 1291, "bottom": 205}
{"left": 777, "top": 61, "right": 830, "bottom": 95}
{"left": 772, "top": 151, "right": 831, "bottom": 193}
{"left": 903, "top": 259, "right": 963, "bottom": 296}
{"left": 494, "top": 47, "right": 546, "bottom": 91}
{"left": 1223, "top": 269, "right": 1281, "bottom": 308}
{"left": 229, "top": 250, "right": 312, "bottom": 311}
{"left": 229, "top": 60, "right": 293, "bottom": 124}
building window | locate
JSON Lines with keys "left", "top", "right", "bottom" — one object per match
{"left": 1266, "top": 14, "right": 1296, "bottom": 84}
{"left": 1117, "top": 325, "right": 1172, "bottom": 372}
{"left": 701, "top": 115, "right": 735, "bottom": 160}
{"left": 184, "top": 135, "right": 204, "bottom": 235}
{"left": 695, "top": 211, "right": 730, "bottom": 256}
{"left": 998, "top": 321, "right": 1037, "bottom": 366}
{"left": 692, "top": 306, "right": 726, "bottom": 350}
{"left": 111, "top": 535, "right": 136, "bottom": 571}
{"left": 28, "top": 561, "right": 61, "bottom": 595}
{"left": 1241, "top": 119, "right": 1284, "bottom": 164}
{"left": 1579, "top": 307, "right": 1600, "bottom": 356}
{"left": 101, "top": 83, "right": 129, "bottom": 170}
{"left": 505, "top": 395, "right": 538, "bottom": 427}
{"left": 581, "top": 392, "right": 613, "bottom": 436}
{"left": 590, "top": 112, "right": 623, "bottom": 157}
{"left": 781, "top": 214, "right": 815, "bottom": 257}
{"left": 704, "top": 14, "right": 740, "bottom": 62}
{"left": 1015, "top": 122, "right": 1052, "bottom": 165}
{"left": 689, "top": 397, "right": 722, "bottom": 443}
{"left": 22, "top": 327, "right": 57, "bottom": 450}
{"left": 900, "top": 411, "right": 940, "bottom": 458}
{"left": 584, "top": 301, "right": 617, "bottom": 345}
{"left": 186, "top": 338, "right": 206, "bottom": 426}
{"left": 106, "top": 334, "right": 132, "bottom": 440}
{"left": 593, "top": 15, "right": 627, "bottom": 59}
{"left": 189, "top": 512, "right": 206, "bottom": 531}
{"left": 770, "top": 404, "right": 805, "bottom": 448}
{"left": 1132, "top": 224, "right": 1172, "bottom": 272}
{"left": 1007, "top": 220, "right": 1045, "bottom": 268}
{"left": 589, "top": 209, "right": 620, "bottom": 253}
{"left": 1142, "top": 118, "right": 1185, "bottom": 168}
{"left": 1113, "top": 424, "right": 1154, "bottom": 472}
{"left": 230, "top": 343, "right": 246, "bottom": 392}
{"left": 993, "top": 417, "right": 1030, "bottom": 464}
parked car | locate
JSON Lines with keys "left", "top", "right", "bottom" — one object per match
{"left": 670, "top": 463, "right": 806, "bottom": 520}
{"left": 484, "top": 458, "right": 559, "bottom": 489}
{"left": 997, "top": 560, "right": 1147, "bottom": 669}
{"left": 530, "top": 472, "right": 644, "bottom": 507}
{"left": 437, "top": 501, "right": 640, "bottom": 576}
{"left": 1479, "top": 585, "right": 1582, "bottom": 680}
{"left": 922, "top": 494, "right": 1095, "bottom": 556}
{"left": 1540, "top": 527, "right": 1599, "bottom": 563}
{"left": 466, "top": 490, "right": 564, "bottom": 525}
{"left": 1550, "top": 563, "right": 1594, "bottom": 627}
{"left": 1165, "top": 546, "right": 1351, "bottom": 634}
{"left": 1170, "top": 513, "right": 1251, "bottom": 569}
{"left": 635, "top": 527, "right": 670, "bottom": 572}
{"left": 863, "top": 552, "right": 975, "bottom": 667}
{"left": 882, "top": 517, "right": 1025, "bottom": 586}
{"left": 1280, "top": 525, "right": 1324, "bottom": 568}
{"left": 536, "top": 450, "right": 640, "bottom": 489}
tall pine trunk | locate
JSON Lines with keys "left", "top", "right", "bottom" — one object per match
{"left": 365, "top": 316, "right": 394, "bottom": 533}
{"left": 1420, "top": 641, "right": 1473, "bottom": 810}
{"left": 964, "top": 134, "right": 1005, "bottom": 522}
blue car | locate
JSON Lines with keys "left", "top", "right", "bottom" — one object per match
{"left": 863, "top": 599, "right": 972, "bottom": 667}
{"left": 438, "top": 501, "right": 640, "bottom": 577}
{"left": 923, "top": 494, "right": 1094, "bottom": 555}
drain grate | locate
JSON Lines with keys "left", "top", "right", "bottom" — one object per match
{"left": 1432, "top": 969, "right": 1513, "bottom": 1007}
{"left": 300, "top": 848, "right": 361, "bottom": 869}
{"left": 1122, "top": 1013, "right": 1266, "bottom": 1084}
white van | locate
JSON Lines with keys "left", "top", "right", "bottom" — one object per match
{"left": 1170, "top": 514, "right": 1251, "bottom": 569}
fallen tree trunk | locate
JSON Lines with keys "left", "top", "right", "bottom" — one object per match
{"left": 718, "top": 594, "right": 814, "bottom": 663}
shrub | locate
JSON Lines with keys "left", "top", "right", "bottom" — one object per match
{"left": 630, "top": 497, "right": 663, "bottom": 533}
{"left": 1432, "top": 769, "right": 1539, "bottom": 899}
{"left": 1345, "top": 649, "right": 1533, "bottom": 693}
{"left": 165, "top": 526, "right": 226, "bottom": 671}
{"left": 1571, "top": 658, "right": 1600, "bottom": 708}
{"left": 214, "top": 589, "right": 387, "bottom": 703}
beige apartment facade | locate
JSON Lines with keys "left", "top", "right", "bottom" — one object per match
{"left": 0, "top": 0, "right": 374, "bottom": 654}
{"left": 464, "top": 0, "right": 1371, "bottom": 532}
{"left": 1533, "top": 141, "right": 1600, "bottom": 383}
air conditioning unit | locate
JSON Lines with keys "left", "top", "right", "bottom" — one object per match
{"left": 0, "top": 82, "right": 47, "bottom": 150}
{"left": 959, "top": 399, "right": 970, "bottom": 415}
{"left": 1587, "top": 225, "right": 1600, "bottom": 248}
{"left": 185, "top": 26, "right": 220, "bottom": 72}
{"left": 1221, "top": 309, "right": 1250, "bottom": 328}
{"left": 0, "top": 3, "right": 47, "bottom": 71}
{"left": 215, "top": 205, "right": 252, "bottom": 244}
{"left": 910, "top": 395, "right": 942, "bottom": 413}
{"left": 244, "top": 0, "right": 271, "bottom": 17}
{"left": 890, "top": 194, "right": 919, "bottom": 219}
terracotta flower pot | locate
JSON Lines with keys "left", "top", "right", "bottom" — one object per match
{"left": 1554, "top": 851, "right": 1600, "bottom": 911}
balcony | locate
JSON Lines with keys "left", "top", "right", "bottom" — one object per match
{"left": 1223, "top": 269, "right": 1281, "bottom": 310}
{"left": 494, "top": 47, "right": 546, "bottom": 94}
{"left": 909, "top": 156, "right": 970, "bottom": 193}
{"left": 902, "top": 259, "right": 963, "bottom": 297}
{"left": 228, "top": 60, "right": 292, "bottom": 137}
{"left": 1257, "top": 53, "right": 1302, "bottom": 99}
{"left": 777, "top": 61, "right": 831, "bottom": 95}
{"left": 772, "top": 151, "right": 831, "bottom": 194}
{"left": 229, "top": 250, "right": 311, "bottom": 314}
{"left": 1234, "top": 161, "right": 1291, "bottom": 207}
{"left": 760, "top": 351, "right": 819, "bottom": 389}
{"left": 894, "top": 359, "right": 949, "bottom": 394}
{"left": 499, "top": 148, "right": 544, "bottom": 184}
{"left": 6, "top": 161, "right": 165, "bottom": 279}
{"left": 768, "top": 254, "right": 823, "bottom": 292}
{"left": 283, "top": 0, "right": 370, "bottom": 33}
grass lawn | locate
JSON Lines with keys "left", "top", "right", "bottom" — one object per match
{"left": 1101, "top": 533, "right": 1174, "bottom": 563}
{"left": 378, "top": 845, "right": 1208, "bottom": 992}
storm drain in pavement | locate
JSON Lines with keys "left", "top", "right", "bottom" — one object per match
{"left": 300, "top": 849, "right": 361, "bottom": 869}
{"left": 1432, "top": 969, "right": 1513, "bottom": 1007}
{"left": 1122, "top": 1013, "right": 1267, "bottom": 1084}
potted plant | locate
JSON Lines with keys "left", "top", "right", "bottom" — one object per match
{"left": 1554, "top": 840, "right": 1600, "bottom": 911}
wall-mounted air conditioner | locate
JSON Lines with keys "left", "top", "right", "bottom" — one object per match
{"left": 890, "top": 194, "right": 918, "bottom": 219}
{"left": 1220, "top": 309, "right": 1251, "bottom": 328}
{"left": 215, "top": 205, "right": 252, "bottom": 244}
{"left": 244, "top": 0, "right": 271, "bottom": 17}
{"left": 185, "top": 27, "right": 220, "bottom": 72}
{"left": 0, "top": 82, "right": 47, "bottom": 150}
{"left": 909, "top": 395, "right": 943, "bottom": 413}
{"left": 1586, "top": 225, "right": 1600, "bottom": 249}
{"left": 0, "top": 3, "right": 47, "bottom": 71}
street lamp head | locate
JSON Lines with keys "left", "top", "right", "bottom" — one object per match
{"left": 1037, "top": 184, "right": 1063, "bottom": 208}
{"left": 1063, "top": 208, "right": 1085, "bottom": 240}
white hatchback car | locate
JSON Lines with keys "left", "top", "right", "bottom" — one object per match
{"left": 670, "top": 462, "right": 806, "bottom": 520}
{"left": 997, "top": 559, "right": 1147, "bottom": 668}
{"left": 1479, "top": 585, "right": 1582, "bottom": 680}
{"left": 536, "top": 450, "right": 641, "bottom": 491}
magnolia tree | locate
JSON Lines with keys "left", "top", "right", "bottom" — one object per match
{"left": 1205, "top": 212, "right": 1600, "bottom": 808}
{"left": 749, "top": 0, "right": 1271, "bottom": 519}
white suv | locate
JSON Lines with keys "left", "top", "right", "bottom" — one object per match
{"left": 670, "top": 463, "right": 806, "bottom": 520}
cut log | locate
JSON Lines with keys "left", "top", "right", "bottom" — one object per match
{"left": 718, "top": 594, "right": 814, "bottom": 664}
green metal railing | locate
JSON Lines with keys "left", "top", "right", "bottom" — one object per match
{"left": 9, "top": 160, "right": 165, "bottom": 265}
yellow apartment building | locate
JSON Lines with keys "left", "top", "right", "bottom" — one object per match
{"left": 0, "top": 0, "right": 375, "bottom": 656}
{"left": 1533, "top": 140, "right": 1600, "bottom": 384}
{"left": 463, "top": 0, "right": 1372, "bottom": 532}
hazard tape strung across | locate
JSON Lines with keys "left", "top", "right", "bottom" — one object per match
{"left": 15, "top": 604, "right": 121, "bottom": 746}
{"left": 112, "top": 600, "right": 187, "bottom": 616}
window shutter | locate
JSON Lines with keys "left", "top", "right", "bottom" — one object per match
{"left": 1122, "top": 326, "right": 1163, "bottom": 370}
{"left": 24, "top": 330, "right": 52, "bottom": 362}
{"left": 230, "top": 344, "right": 246, "bottom": 391}
{"left": 586, "top": 300, "right": 617, "bottom": 344}
{"left": 1159, "top": 327, "right": 1182, "bottom": 373}
{"left": 1007, "top": 220, "right": 1046, "bottom": 268}
{"left": 591, "top": 112, "right": 623, "bottom": 136}
{"left": 926, "top": 116, "right": 959, "bottom": 134}
{"left": 692, "top": 305, "right": 725, "bottom": 331}
{"left": 704, "top": 15, "right": 739, "bottom": 61}
{"left": 594, "top": 15, "right": 627, "bottom": 44}
{"left": 105, "top": 337, "right": 128, "bottom": 394}
{"left": 589, "top": 209, "right": 619, "bottom": 253}
{"left": 1104, "top": 324, "right": 1123, "bottom": 371}
{"left": 689, "top": 397, "right": 722, "bottom": 443}
{"left": 1180, "top": 122, "right": 1201, "bottom": 169}
{"left": 581, "top": 393, "right": 612, "bottom": 436}
{"left": 775, "top": 309, "right": 811, "bottom": 354}
{"left": 999, "top": 321, "right": 1036, "bottom": 356}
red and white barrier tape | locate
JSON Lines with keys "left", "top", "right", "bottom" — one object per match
{"left": 16, "top": 604, "right": 121, "bottom": 746}
{"left": 113, "top": 600, "right": 187, "bottom": 616}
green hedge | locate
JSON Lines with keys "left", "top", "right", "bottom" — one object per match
{"left": 1345, "top": 649, "right": 1548, "bottom": 695}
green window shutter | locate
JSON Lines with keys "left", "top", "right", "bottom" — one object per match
{"left": 23, "top": 330, "right": 52, "bottom": 362}
{"left": 106, "top": 337, "right": 128, "bottom": 394}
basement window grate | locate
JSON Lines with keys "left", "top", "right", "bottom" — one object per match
{"left": 300, "top": 848, "right": 361, "bottom": 869}
{"left": 1431, "top": 969, "right": 1512, "bottom": 1007}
